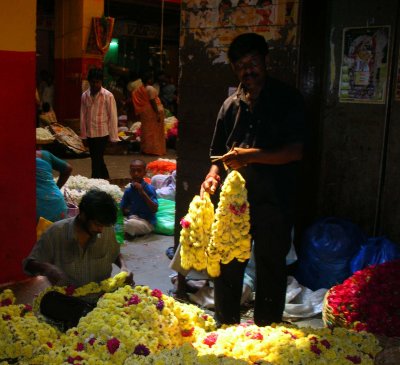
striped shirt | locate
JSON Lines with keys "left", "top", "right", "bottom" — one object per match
{"left": 23, "top": 217, "right": 120, "bottom": 287}
{"left": 80, "top": 87, "right": 119, "bottom": 141}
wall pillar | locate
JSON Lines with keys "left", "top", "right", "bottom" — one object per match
{"left": 54, "top": 0, "right": 104, "bottom": 121}
{"left": 0, "top": 0, "right": 36, "bottom": 284}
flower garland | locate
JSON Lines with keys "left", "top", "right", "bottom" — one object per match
{"left": 179, "top": 193, "right": 215, "bottom": 271}
{"left": 207, "top": 170, "right": 251, "bottom": 277}
{"left": 92, "top": 16, "right": 115, "bottom": 54}
{"left": 325, "top": 259, "right": 400, "bottom": 337}
{"left": 32, "top": 271, "right": 129, "bottom": 313}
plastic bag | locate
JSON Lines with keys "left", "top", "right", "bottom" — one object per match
{"left": 154, "top": 199, "right": 175, "bottom": 236}
{"left": 350, "top": 236, "right": 400, "bottom": 273}
{"left": 294, "top": 217, "right": 366, "bottom": 290}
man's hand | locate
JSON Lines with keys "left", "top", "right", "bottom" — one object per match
{"left": 122, "top": 270, "right": 135, "bottom": 286}
{"left": 132, "top": 182, "right": 144, "bottom": 194}
{"left": 42, "top": 263, "right": 69, "bottom": 285}
{"left": 200, "top": 174, "right": 220, "bottom": 198}
{"left": 222, "top": 148, "right": 249, "bottom": 170}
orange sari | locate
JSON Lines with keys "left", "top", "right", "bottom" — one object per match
{"left": 132, "top": 85, "right": 166, "bottom": 156}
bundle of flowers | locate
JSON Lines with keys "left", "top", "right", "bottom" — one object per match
{"left": 125, "top": 324, "right": 381, "bottom": 365}
{"left": 324, "top": 259, "right": 400, "bottom": 337}
{"left": 61, "top": 175, "right": 123, "bottom": 205}
{"left": 180, "top": 193, "right": 215, "bottom": 271}
{"left": 164, "top": 116, "right": 178, "bottom": 139}
{"left": 207, "top": 170, "right": 251, "bottom": 277}
{"left": 146, "top": 159, "right": 176, "bottom": 177}
{"left": 32, "top": 271, "right": 129, "bottom": 313}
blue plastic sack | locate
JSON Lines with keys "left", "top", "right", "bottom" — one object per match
{"left": 154, "top": 199, "right": 175, "bottom": 236}
{"left": 294, "top": 217, "right": 366, "bottom": 290}
{"left": 350, "top": 236, "right": 400, "bottom": 273}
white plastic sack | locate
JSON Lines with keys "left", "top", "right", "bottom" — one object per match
{"left": 284, "top": 276, "right": 327, "bottom": 319}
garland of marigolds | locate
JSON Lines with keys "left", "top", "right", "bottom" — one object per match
{"left": 32, "top": 271, "right": 129, "bottom": 313}
{"left": 179, "top": 170, "right": 252, "bottom": 277}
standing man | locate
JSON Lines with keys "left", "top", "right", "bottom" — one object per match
{"left": 201, "top": 33, "right": 305, "bottom": 327}
{"left": 80, "top": 68, "right": 119, "bottom": 179}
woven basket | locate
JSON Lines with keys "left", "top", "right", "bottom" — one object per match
{"left": 322, "top": 288, "right": 351, "bottom": 329}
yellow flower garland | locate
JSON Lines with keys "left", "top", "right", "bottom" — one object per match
{"left": 207, "top": 170, "right": 251, "bottom": 277}
{"left": 179, "top": 193, "right": 215, "bottom": 271}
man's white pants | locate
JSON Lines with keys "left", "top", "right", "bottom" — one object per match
{"left": 124, "top": 215, "right": 154, "bottom": 236}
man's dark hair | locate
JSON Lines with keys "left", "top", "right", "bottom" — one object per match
{"left": 87, "top": 68, "right": 104, "bottom": 82}
{"left": 227, "top": 33, "right": 269, "bottom": 64}
{"left": 130, "top": 159, "right": 146, "bottom": 169}
{"left": 79, "top": 189, "right": 117, "bottom": 225}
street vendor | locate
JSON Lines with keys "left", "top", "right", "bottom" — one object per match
{"left": 200, "top": 33, "right": 305, "bottom": 327}
{"left": 23, "top": 190, "right": 134, "bottom": 327}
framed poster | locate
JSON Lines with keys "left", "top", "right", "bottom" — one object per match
{"left": 339, "top": 26, "right": 390, "bottom": 104}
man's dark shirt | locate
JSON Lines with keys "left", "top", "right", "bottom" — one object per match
{"left": 210, "top": 76, "right": 305, "bottom": 221}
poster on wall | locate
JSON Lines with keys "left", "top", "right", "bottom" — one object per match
{"left": 339, "top": 26, "right": 390, "bottom": 104}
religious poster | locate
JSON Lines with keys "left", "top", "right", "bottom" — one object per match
{"left": 339, "top": 26, "right": 390, "bottom": 104}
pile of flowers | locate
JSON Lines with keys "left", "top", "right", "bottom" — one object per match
{"left": 124, "top": 324, "right": 380, "bottom": 365}
{"left": 325, "top": 259, "right": 400, "bottom": 337}
{"left": 0, "top": 282, "right": 383, "bottom": 365}
{"left": 146, "top": 159, "right": 176, "bottom": 177}
{"left": 207, "top": 170, "right": 251, "bottom": 277}
{"left": 180, "top": 193, "right": 215, "bottom": 271}
{"left": 61, "top": 175, "right": 123, "bottom": 205}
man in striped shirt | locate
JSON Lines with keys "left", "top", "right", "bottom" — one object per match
{"left": 80, "top": 68, "right": 119, "bottom": 179}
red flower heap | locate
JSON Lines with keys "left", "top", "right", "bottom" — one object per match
{"left": 326, "top": 259, "right": 400, "bottom": 336}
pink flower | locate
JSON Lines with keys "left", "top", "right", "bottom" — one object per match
{"left": 0, "top": 298, "right": 12, "bottom": 307}
{"left": 203, "top": 333, "right": 218, "bottom": 347}
{"left": 180, "top": 218, "right": 190, "bottom": 228}
{"left": 346, "top": 355, "right": 362, "bottom": 364}
{"left": 310, "top": 344, "right": 321, "bottom": 355}
{"left": 151, "top": 289, "right": 163, "bottom": 299}
{"left": 126, "top": 294, "right": 141, "bottom": 305}
{"left": 76, "top": 342, "right": 84, "bottom": 351}
{"left": 107, "top": 337, "right": 120, "bottom": 354}
{"left": 156, "top": 299, "right": 164, "bottom": 311}
{"left": 320, "top": 339, "right": 331, "bottom": 349}
{"left": 88, "top": 337, "right": 96, "bottom": 346}
{"left": 181, "top": 327, "right": 194, "bottom": 337}
{"left": 47, "top": 342, "right": 53, "bottom": 348}
{"left": 65, "top": 285, "right": 76, "bottom": 296}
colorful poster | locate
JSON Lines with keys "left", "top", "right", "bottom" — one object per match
{"left": 339, "top": 26, "right": 390, "bottom": 104}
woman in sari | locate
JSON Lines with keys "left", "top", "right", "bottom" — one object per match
{"left": 131, "top": 73, "right": 166, "bottom": 156}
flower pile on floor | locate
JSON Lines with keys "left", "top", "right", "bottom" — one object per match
{"left": 61, "top": 175, "right": 123, "bottom": 205}
{"left": 0, "top": 280, "right": 382, "bottom": 364}
{"left": 325, "top": 259, "right": 400, "bottom": 337}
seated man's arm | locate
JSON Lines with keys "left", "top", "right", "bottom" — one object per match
{"left": 24, "top": 260, "right": 68, "bottom": 286}
{"left": 114, "top": 254, "right": 135, "bottom": 285}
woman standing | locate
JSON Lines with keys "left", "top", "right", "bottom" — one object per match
{"left": 131, "top": 73, "right": 166, "bottom": 156}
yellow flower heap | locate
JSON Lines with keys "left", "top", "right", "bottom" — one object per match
{"left": 207, "top": 170, "right": 251, "bottom": 277}
{"left": 179, "top": 193, "right": 214, "bottom": 271}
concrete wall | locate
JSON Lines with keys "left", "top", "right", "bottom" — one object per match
{"left": 175, "top": 0, "right": 302, "bottom": 245}
{"left": 0, "top": 0, "right": 36, "bottom": 284}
